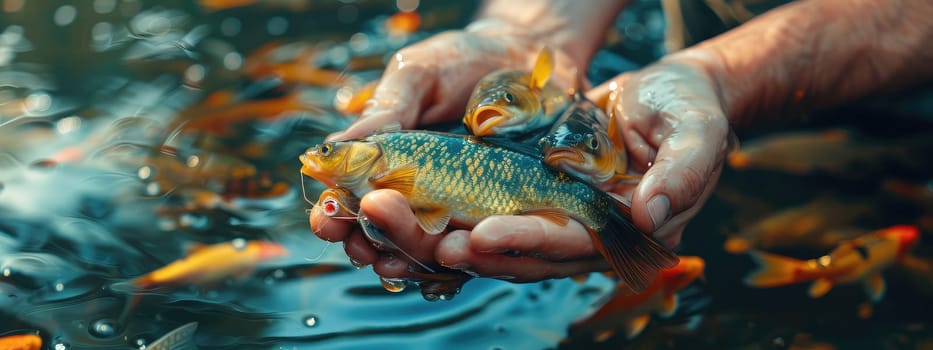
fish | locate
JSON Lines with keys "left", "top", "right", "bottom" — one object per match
{"left": 538, "top": 83, "right": 638, "bottom": 189}
{"left": 334, "top": 80, "right": 378, "bottom": 116}
{"left": 743, "top": 225, "right": 920, "bottom": 303}
{"left": 313, "top": 187, "right": 360, "bottom": 220}
{"left": 462, "top": 48, "right": 570, "bottom": 138}
{"left": 723, "top": 196, "right": 876, "bottom": 254}
{"left": 299, "top": 130, "right": 678, "bottom": 292}
{"left": 147, "top": 322, "right": 198, "bottom": 350}
{"left": 198, "top": 0, "right": 310, "bottom": 12}
{"left": 173, "top": 90, "right": 327, "bottom": 135}
{"left": 130, "top": 240, "right": 288, "bottom": 290}
{"left": 570, "top": 256, "right": 705, "bottom": 341}
{"left": 0, "top": 334, "right": 42, "bottom": 350}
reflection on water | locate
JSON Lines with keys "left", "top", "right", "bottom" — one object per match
{"left": 1, "top": 1, "right": 932, "bottom": 350}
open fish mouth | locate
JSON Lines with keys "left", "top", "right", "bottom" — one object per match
{"left": 470, "top": 106, "right": 510, "bottom": 136}
{"left": 544, "top": 148, "right": 586, "bottom": 164}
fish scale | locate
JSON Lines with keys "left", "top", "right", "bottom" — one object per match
{"left": 301, "top": 130, "right": 678, "bottom": 292}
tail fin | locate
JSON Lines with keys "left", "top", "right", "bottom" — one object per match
{"left": 744, "top": 250, "right": 804, "bottom": 288}
{"left": 596, "top": 200, "right": 679, "bottom": 293}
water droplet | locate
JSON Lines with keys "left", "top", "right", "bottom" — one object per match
{"left": 53, "top": 5, "right": 77, "bottom": 26}
{"left": 185, "top": 155, "right": 200, "bottom": 167}
{"left": 54, "top": 282, "right": 64, "bottom": 292}
{"left": 232, "top": 238, "right": 247, "bottom": 250}
{"left": 223, "top": 52, "right": 242, "bottom": 70}
{"left": 144, "top": 182, "right": 161, "bottom": 196}
{"left": 2, "top": 267, "right": 10, "bottom": 277}
{"left": 380, "top": 277, "right": 406, "bottom": 293}
{"left": 137, "top": 166, "right": 152, "bottom": 180}
{"left": 303, "top": 315, "right": 318, "bottom": 327}
{"left": 266, "top": 16, "right": 288, "bottom": 36}
{"left": 422, "top": 293, "right": 438, "bottom": 302}
{"left": 184, "top": 64, "right": 206, "bottom": 84}
{"left": 220, "top": 17, "right": 241, "bottom": 37}
{"left": 89, "top": 319, "right": 119, "bottom": 338}
{"left": 438, "top": 293, "right": 454, "bottom": 301}
{"left": 349, "top": 258, "right": 364, "bottom": 269}
{"left": 54, "top": 342, "right": 69, "bottom": 350}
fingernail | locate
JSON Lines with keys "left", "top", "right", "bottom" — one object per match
{"left": 647, "top": 194, "right": 671, "bottom": 231}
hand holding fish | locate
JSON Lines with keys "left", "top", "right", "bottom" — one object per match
{"left": 586, "top": 55, "right": 734, "bottom": 248}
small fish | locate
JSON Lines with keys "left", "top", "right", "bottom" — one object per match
{"left": 723, "top": 196, "right": 875, "bottom": 254}
{"left": 570, "top": 256, "right": 705, "bottom": 341}
{"left": 314, "top": 187, "right": 360, "bottom": 219}
{"left": 300, "top": 130, "right": 677, "bottom": 292}
{"left": 0, "top": 334, "right": 42, "bottom": 350}
{"left": 174, "top": 90, "right": 326, "bottom": 135}
{"left": 743, "top": 225, "right": 920, "bottom": 303}
{"left": 198, "top": 0, "right": 310, "bottom": 12}
{"left": 462, "top": 48, "right": 569, "bottom": 137}
{"left": 147, "top": 322, "right": 198, "bottom": 350}
{"left": 538, "top": 84, "right": 636, "bottom": 189}
{"left": 131, "top": 240, "right": 288, "bottom": 290}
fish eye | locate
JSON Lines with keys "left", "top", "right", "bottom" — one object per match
{"left": 587, "top": 135, "right": 599, "bottom": 150}
{"left": 503, "top": 92, "right": 514, "bottom": 103}
{"left": 319, "top": 144, "right": 332, "bottom": 155}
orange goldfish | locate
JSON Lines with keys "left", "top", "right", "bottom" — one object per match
{"left": 300, "top": 130, "right": 677, "bottom": 292}
{"left": 571, "top": 256, "right": 705, "bottom": 341}
{"left": 385, "top": 11, "right": 421, "bottom": 36}
{"left": 174, "top": 90, "right": 326, "bottom": 135}
{"left": 538, "top": 85, "right": 637, "bottom": 189}
{"left": 724, "top": 196, "right": 875, "bottom": 254}
{"left": 462, "top": 48, "right": 569, "bottom": 137}
{"left": 744, "top": 225, "right": 919, "bottom": 303}
{"left": 0, "top": 334, "right": 41, "bottom": 350}
{"left": 198, "top": 0, "right": 310, "bottom": 12}
{"left": 131, "top": 240, "right": 288, "bottom": 289}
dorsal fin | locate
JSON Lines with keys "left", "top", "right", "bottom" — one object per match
{"left": 529, "top": 47, "right": 554, "bottom": 90}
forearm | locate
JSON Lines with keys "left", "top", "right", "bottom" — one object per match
{"left": 675, "top": 0, "right": 933, "bottom": 127}
{"left": 469, "top": 0, "right": 629, "bottom": 69}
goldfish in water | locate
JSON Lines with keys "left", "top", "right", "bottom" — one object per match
{"left": 174, "top": 90, "right": 326, "bottom": 135}
{"left": 571, "top": 256, "right": 706, "bottom": 341}
{"left": 744, "top": 225, "right": 919, "bottom": 303}
{"left": 300, "top": 130, "right": 677, "bottom": 292}
{"left": 385, "top": 11, "right": 422, "bottom": 36}
{"left": 131, "top": 240, "right": 288, "bottom": 289}
{"left": 0, "top": 334, "right": 41, "bottom": 350}
{"left": 724, "top": 196, "right": 876, "bottom": 254}
{"left": 334, "top": 80, "right": 378, "bottom": 116}
{"left": 538, "top": 85, "right": 637, "bottom": 189}
{"left": 462, "top": 48, "right": 569, "bottom": 137}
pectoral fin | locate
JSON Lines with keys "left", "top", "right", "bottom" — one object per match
{"left": 369, "top": 163, "right": 417, "bottom": 196}
{"left": 413, "top": 206, "right": 451, "bottom": 235}
{"left": 659, "top": 293, "right": 678, "bottom": 318}
{"left": 808, "top": 278, "right": 834, "bottom": 298}
{"left": 521, "top": 208, "right": 571, "bottom": 226}
{"left": 624, "top": 314, "right": 651, "bottom": 339}
{"left": 864, "top": 274, "right": 886, "bottom": 303}
{"left": 529, "top": 47, "right": 554, "bottom": 90}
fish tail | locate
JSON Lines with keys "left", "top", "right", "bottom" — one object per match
{"left": 744, "top": 250, "right": 804, "bottom": 288}
{"left": 597, "top": 201, "right": 679, "bottom": 293}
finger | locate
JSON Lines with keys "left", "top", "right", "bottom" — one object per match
{"left": 631, "top": 110, "right": 729, "bottom": 234}
{"left": 436, "top": 230, "right": 608, "bottom": 282}
{"left": 344, "top": 230, "right": 379, "bottom": 266}
{"left": 326, "top": 61, "right": 435, "bottom": 141}
{"left": 469, "top": 215, "right": 597, "bottom": 260}
{"left": 309, "top": 205, "right": 354, "bottom": 242}
{"left": 373, "top": 253, "right": 412, "bottom": 278}
{"left": 359, "top": 189, "right": 444, "bottom": 264}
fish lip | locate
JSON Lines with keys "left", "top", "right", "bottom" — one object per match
{"left": 544, "top": 148, "right": 586, "bottom": 164}
{"left": 470, "top": 106, "right": 509, "bottom": 136}
{"left": 299, "top": 153, "right": 338, "bottom": 188}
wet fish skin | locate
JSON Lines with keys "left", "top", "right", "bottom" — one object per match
{"left": 300, "top": 130, "right": 678, "bottom": 292}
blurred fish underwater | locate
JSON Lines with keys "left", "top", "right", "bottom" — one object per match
{"left": 1, "top": 1, "right": 932, "bottom": 350}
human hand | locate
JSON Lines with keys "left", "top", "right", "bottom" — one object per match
{"left": 586, "top": 51, "right": 734, "bottom": 247}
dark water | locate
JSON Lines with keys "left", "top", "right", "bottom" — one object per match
{"left": 1, "top": 1, "right": 932, "bottom": 350}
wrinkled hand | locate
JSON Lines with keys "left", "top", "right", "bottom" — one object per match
{"left": 588, "top": 53, "right": 733, "bottom": 247}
